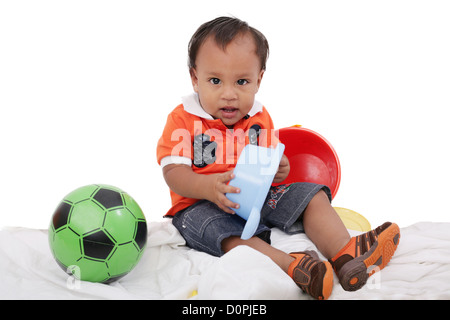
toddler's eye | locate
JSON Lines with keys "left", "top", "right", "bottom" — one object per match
{"left": 237, "top": 79, "right": 248, "bottom": 85}
{"left": 209, "top": 78, "right": 221, "bottom": 85}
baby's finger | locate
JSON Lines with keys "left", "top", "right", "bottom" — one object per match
{"left": 216, "top": 195, "right": 239, "bottom": 214}
{"left": 222, "top": 183, "right": 240, "bottom": 194}
{"left": 279, "top": 156, "right": 288, "bottom": 167}
{"left": 279, "top": 155, "right": 290, "bottom": 168}
{"left": 220, "top": 170, "right": 235, "bottom": 183}
{"left": 220, "top": 194, "right": 240, "bottom": 213}
{"left": 219, "top": 204, "right": 236, "bottom": 215}
{"left": 273, "top": 173, "right": 284, "bottom": 183}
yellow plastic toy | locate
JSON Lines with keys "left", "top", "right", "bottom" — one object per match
{"left": 334, "top": 207, "right": 371, "bottom": 232}
{"left": 189, "top": 290, "right": 198, "bottom": 298}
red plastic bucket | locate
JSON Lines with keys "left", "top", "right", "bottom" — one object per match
{"left": 274, "top": 126, "right": 341, "bottom": 199}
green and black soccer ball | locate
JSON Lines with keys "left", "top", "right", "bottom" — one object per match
{"left": 48, "top": 184, "right": 148, "bottom": 283}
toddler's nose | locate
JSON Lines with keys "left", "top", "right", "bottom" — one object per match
{"left": 221, "top": 84, "right": 238, "bottom": 101}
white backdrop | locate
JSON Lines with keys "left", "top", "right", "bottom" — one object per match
{"left": 1, "top": 0, "right": 449, "bottom": 230}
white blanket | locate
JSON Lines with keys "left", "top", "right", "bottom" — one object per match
{"left": 1, "top": 221, "right": 450, "bottom": 300}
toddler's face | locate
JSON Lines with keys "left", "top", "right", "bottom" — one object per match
{"left": 190, "top": 33, "right": 264, "bottom": 128}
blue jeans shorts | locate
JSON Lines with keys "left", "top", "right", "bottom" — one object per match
{"left": 171, "top": 182, "right": 332, "bottom": 257}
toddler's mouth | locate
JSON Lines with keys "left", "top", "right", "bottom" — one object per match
{"left": 220, "top": 107, "right": 239, "bottom": 119}
{"left": 221, "top": 107, "right": 238, "bottom": 112}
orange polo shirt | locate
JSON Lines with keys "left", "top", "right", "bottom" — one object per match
{"left": 157, "top": 93, "right": 277, "bottom": 217}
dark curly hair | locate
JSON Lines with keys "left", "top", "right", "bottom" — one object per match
{"left": 188, "top": 16, "right": 269, "bottom": 71}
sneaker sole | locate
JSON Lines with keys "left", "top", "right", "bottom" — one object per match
{"left": 305, "top": 250, "right": 334, "bottom": 300}
{"left": 321, "top": 260, "right": 334, "bottom": 300}
{"left": 338, "top": 223, "right": 400, "bottom": 291}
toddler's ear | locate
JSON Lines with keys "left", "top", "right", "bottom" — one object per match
{"left": 190, "top": 68, "right": 199, "bottom": 92}
{"left": 256, "top": 70, "right": 265, "bottom": 92}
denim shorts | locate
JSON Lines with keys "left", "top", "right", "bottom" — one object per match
{"left": 171, "top": 182, "right": 332, "bottom": 257}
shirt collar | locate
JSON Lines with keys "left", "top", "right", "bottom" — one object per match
{"left": 181, "top": 93, "right": 263, "bottom": 120}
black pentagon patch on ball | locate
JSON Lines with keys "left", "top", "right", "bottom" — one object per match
{"left": 52, "top": 202, "right": 72, "bottom": 230}
{"left": 103, "top": 274, "right": 127, "bottom": 284}
{"left": 135, "top": 221, "right": 147, "bottom": 250}
{"left": 83, "top": 230, "right": 115, "bottom": 260}
{"left": 93, "top": 188, "right": 123, "bottom": 209}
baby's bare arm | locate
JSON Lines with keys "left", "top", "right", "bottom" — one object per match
{"left": 162, "top": 164, "right": 240, "bottom": 214}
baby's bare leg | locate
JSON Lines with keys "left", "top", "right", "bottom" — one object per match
{"left": 222, "top": 236, "right": 294, "bottom": 273}
{"left": 302, "top": 190, "right": 351, "bottom": 259}
{"left": 221, "top": 228, "right": 335, "bottom": 300}
{"left": 222, "top": 190, "right": 350, "bottom": 267}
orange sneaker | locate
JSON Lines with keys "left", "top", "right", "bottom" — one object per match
{"left": 288, "top": 250, "right": 333, "bottom": 300}
{"left": 330, "top": 222, "right": 400, "bottom": 291}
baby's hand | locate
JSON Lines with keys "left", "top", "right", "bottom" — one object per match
{"left": 273, "top": 154, "right": 290, "bottom": 183}
{"left": 206, "top": 171, "right": 240, "bottom": 214}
